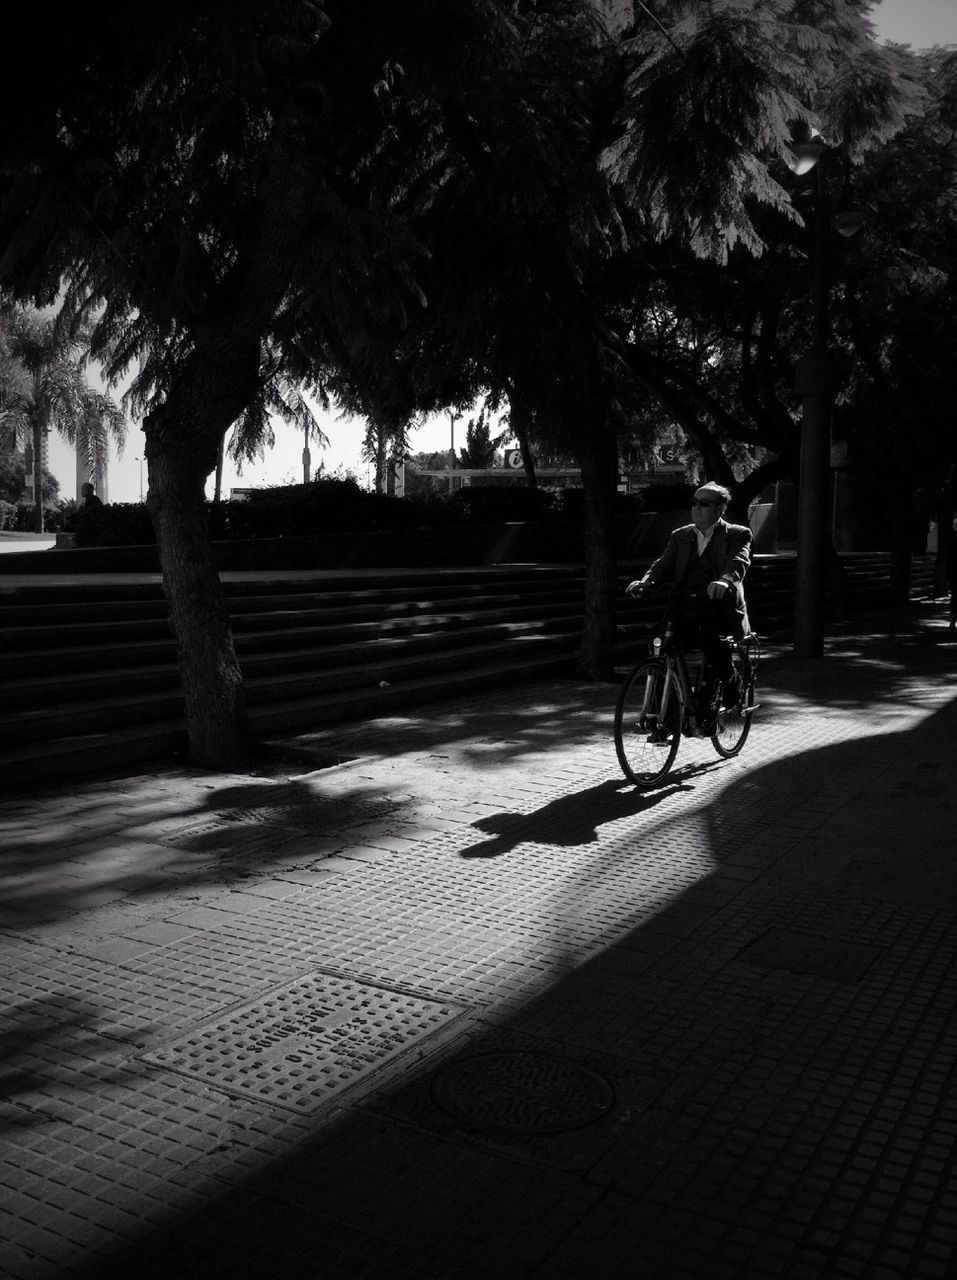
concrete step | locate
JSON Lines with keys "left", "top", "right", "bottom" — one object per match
{"left": 0, "top": 625, "right": 582, "bottom": 738}
{"left": 0, "top": 648, "right": 579, "bottom": 792}
{"left": 0, "top": 553, "right": 936, "bottom": 791}
{"left": 0, "top": 614, "right": 586, "bottom": 710}
{"left": 0, "top": 581, "right": 587, "bottom": 653}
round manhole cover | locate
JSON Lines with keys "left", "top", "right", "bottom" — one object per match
{"left": 430, "top": 1051, "right": 615, "bottom": 1135}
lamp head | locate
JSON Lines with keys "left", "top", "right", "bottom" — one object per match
{"left": 786, "top": 122, "right": 825, "bottom": 175}
{"left": 787, "top": 140, "right": 824, "bottom": 176}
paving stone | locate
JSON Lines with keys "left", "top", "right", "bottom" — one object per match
{"left": 1, "top": 616, "right": 957, "bottom": 1277}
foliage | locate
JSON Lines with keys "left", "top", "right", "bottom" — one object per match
{"left": 0, "top": 302, "right": 126, "bottom": 527}
{"left": 457, "top": 406, "right": 505, "bottom": 469}
{"left": 597, "top": 13, "right": 932, "bottom": 510}
{"left": 60, "top": 475, "right": 673, "bottom": 545}
{"left": 228, "top": 370, "right": 330, "bottom": 473}
{"left": 834, "top": 48, "right": 957, "bottom": 506}
{"left": 408, "top": 451, "right": 451, "bottom": 472}
{"left": 448, "top": 484, "right": 559, "bottom": 523}
{"left": 64, "top": 501, "right": 155, "bottom": 546}
{"left": 0, "top": 452, "right": 26, "bottom": 503}
{"left": 635, "top": 479, "right": 696, "bottom": 512}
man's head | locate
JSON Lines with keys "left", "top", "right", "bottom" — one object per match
{"left": 691, "top": 481, "right": 730, "bottom": 532}
{"left": 80, "top": 483, "right": 94, "bottom": 499}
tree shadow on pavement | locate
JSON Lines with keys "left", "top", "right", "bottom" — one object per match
{"left": 760, "top": 613, "right": 957, "bottom": 713}
{"left": 286, "top": 678, "right": 621, "bottom": 769}
{"left": 0, "top": 771, "right": 411, "bottom": 927}
{"left": 0, "top": 994, "right": 154, "bottom": 1137}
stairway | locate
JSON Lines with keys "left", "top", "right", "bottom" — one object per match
{"left": 0, "top": 553, "right": 937, "bottom": 791}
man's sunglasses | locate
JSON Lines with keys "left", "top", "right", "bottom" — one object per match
{"left": 692, "top": 498, "right": 724, "bottom": 508}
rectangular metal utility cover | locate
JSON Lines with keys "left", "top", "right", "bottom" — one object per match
{"left": 142, "top": 970, "right": 468, "bottom": 1113}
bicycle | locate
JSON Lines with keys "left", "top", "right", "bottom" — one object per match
{"left": 614, "top": 589, "right": 760, "bottom": 788}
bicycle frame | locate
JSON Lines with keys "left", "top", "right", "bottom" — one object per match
{"left": 648, "top": 613, "right": 714, "bottom": 739}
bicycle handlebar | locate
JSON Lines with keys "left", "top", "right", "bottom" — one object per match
{"left": 626, "top": 585, "right": 711, "bottom": 604}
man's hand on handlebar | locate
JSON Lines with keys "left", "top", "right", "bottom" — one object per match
{"left": 625, "top": 580, "right": 647, "bottom": 598}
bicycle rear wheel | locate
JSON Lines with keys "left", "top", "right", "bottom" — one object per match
{"left": 615, "top": 660, "right": 682, "bottom": 787}
{"left": 710, "top": 651, "right": 754, "bottom": 758}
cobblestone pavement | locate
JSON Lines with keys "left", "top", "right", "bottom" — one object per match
{"left": 1, "top": 607, "right": 956, "bottom": 1279}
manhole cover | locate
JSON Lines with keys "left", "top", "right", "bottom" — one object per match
{"left": 739, "top": 930, "right": 882, "bottom": 982}
{"left": 430, "top": 1051, "right": 615, "bottom": 1135}
{"left": 141, "top": 971, "right": 467, "bottom": 1113}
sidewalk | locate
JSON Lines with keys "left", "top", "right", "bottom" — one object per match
{"left": 0, "top": 534, "right": 55, "bottom": 556}
{"left": 1, "top": 605, "right": 956, "bottom": 1279}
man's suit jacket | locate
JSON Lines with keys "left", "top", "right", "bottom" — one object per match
{"left": 641, "top": 518, "right": 752, "bottom": 637}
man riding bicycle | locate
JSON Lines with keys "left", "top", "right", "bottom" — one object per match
{"left": 626, "top": 481, "right": 752, "bottom": 710}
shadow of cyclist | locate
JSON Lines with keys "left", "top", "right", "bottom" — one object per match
{"left": 459, "top": 771, "right": 714, "bottom": 859}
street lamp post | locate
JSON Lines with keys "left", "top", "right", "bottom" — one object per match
{"left": 794, "top": 162, "right": 837, "bottom": 659}
{"left": 135, "top": 455, "right": 144, "bottom": 501}
{"left": 448, "top": 411, "right": 461, "bottom": 494}
{"left": 789, "top": 133, "right": 862, "bottom": 659}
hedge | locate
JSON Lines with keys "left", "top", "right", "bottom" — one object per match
{"left": 62, "top": 475, "right": 665, "bottom": 547}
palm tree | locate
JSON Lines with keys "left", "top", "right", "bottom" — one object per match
{"left": 0, "top": 304, "right": 126, "bottom": 530}
{"left": 229, "top": 366, "right": 330, "bottom": 486}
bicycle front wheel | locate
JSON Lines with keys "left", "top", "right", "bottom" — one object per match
{"left": 615, "top": 660, "right": 682, "bottom": 787}
{"left": 710, "top": 652, "right": 755, "bottom": 758}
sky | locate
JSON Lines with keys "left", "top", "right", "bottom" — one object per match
{"left": 46, "top": 0, "right": 957, "bottom": 506}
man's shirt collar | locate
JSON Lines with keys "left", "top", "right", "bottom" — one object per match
{"left": 695, "top": 522, "right": 718, "bottom": 555}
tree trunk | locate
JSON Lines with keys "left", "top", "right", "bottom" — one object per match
{"left": 826, "top": 538, "right": 850, "bottom": 623}
{"left": 31, "top": 398, "right": 47, "bottom": 533}
{"left": 507, "top": 383, "right": 537, "bottom": 490}
{"left": 933, "top": 497, "right": 953, "bottom": 597}
{"left": 888, "top": 486, "right": 914, "bottom": 607}
{"left": 577, "top": 410, "right": 619, "bottom": 680}
{"left": 374, "top": 424, "right": 387, "bottom": 494}
{"left": 147, "top": 442, "right": 248, "bottom": 769}
{"left": 144, "top": 340, "right": 257, "bottom": 771}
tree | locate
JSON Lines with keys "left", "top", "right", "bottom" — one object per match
{"left": 0, "top": 0, "right": 483, "bottom": 766}
{"left": 0, "top": 304, "right": 125, "bottom": 530}
{"left": 458, "top": 406, "right": 503, "bottom": 469}
{"left": 361, "top": 416, "right": 411, "bottom": 494}
{"left": 221, "top": 368, "right": 330, "bottom": 498}
{"left": 834, "top": 46, "right": 957, "bottom": 595}
{"left": 601, "top": 25, "right": 937, "bottom": 554}
{"left": 408, "top": 450, "right": 451, "bottom": 472}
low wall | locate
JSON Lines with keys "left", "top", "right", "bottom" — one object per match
{"left": 0, "top": 506, "right": 776, "bottom": 575}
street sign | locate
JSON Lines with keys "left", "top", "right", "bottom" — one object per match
{"left": 504, "top": 448, "right": 524, "bottom": 470}
{"left": 652, "top": 444, "right": 683, "bottom": 466}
